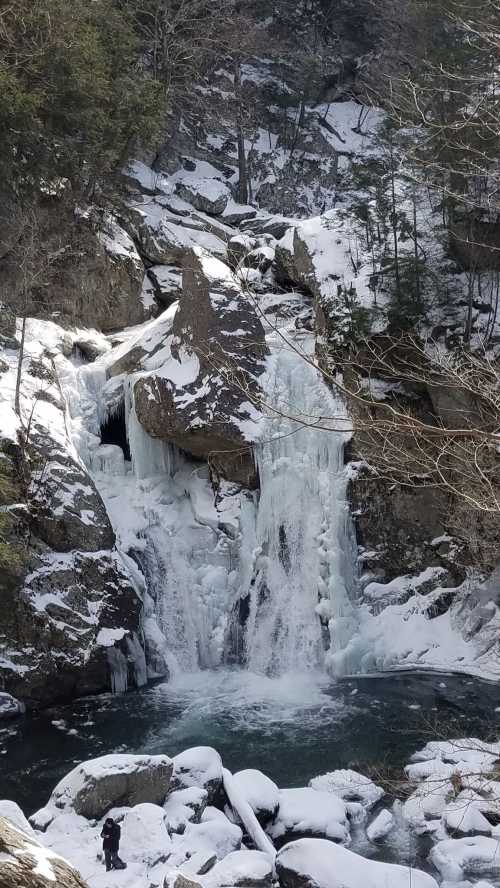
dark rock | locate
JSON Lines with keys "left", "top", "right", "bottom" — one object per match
{"left": 0, "top": 816, "right": 90, "bottom": 888}
{"left": 50, "top": 754, "right": 173, "bottom": 818}
{"left": 134, "top": 248, "right": 268, "bottom": 485}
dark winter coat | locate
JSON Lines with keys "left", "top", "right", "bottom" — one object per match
{"left": 101, "top": 821, "right": 121, "bottom": 852}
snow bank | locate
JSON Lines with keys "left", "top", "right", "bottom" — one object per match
{"left": 276, "top": 837, "right": 439, "bottom": 888}
{"left": 269, "top": 788, "right": 349, "bottom": 844}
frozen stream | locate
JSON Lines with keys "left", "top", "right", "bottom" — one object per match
{"left": 1, "top": 670, "right": 499, "bottom": 820}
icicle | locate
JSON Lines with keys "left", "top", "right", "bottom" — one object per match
{"left": 107, "top": 646, "right": 128, "bottom": 694}
{"left": 126, "top": 632, "right": 148, "bottom": 687}
{"left": 90, "top": 444, "right": 126, "bottom": 475}
{"left": 125, "top": 376, "right": 175, "bottom": 480}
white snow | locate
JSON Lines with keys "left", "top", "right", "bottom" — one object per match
{"left": 276, "top": 837, "right": 439, "bottom": 888}
{"left": 231, "top": 770, "right": 279, "bottom": 820}
{"left": 173, "top": 747, "right": 223, "bottom": 794}
{"left": 366, "top": 809, "right": 395, "bottom": 842}
{"left": 309, "top": 770, "right": 384, "bottom": 812}
{"left": 269, "top": 788, "right": 349, "bottom": 844}
{"left": 430, "top": 835, "right": 500, "bottom": 881}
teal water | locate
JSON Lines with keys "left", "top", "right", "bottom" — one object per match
{"left": 1, "top": 669, "right": 499, "bottom": 816}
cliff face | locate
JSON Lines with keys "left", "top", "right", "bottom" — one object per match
{"left": 0, "top": 13, "right": 498, "bottom": 706}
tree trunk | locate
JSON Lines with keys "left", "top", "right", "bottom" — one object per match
{"left": 14, "top": 315, "right": 26, "bottom": 417}
{"left": 234, "top": 60, "right": 249, "bottom": 205}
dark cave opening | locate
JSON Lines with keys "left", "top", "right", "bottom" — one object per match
{"left": 100, "top": 405, "right": 131, "bottom": 462}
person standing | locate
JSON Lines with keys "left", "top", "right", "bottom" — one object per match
{"left": 101, "top": 817, "right": 121, "bottom": 871}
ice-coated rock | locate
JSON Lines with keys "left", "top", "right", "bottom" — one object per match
{"left": 268, "top": 788, "right": 349, "bottom": 845}
{"left": 0, "top": 693, "right": 25, "bottom": 720}
{"left": 204, "top": 849, "right": 274, "bottom": 888}
{"left": 231, "top": 770, "right": 279, "bottom": 825}
{"left": 366, "top": 809, "right": 394, "bottom": 842}
{"left": 309, "top": 769, "right": 384, "bottom": 812}
{"left": 0, "top": 815, "right": 90, "bottom": 888}
{"left": 276, "top": 837, "right": 438, "bottom": 888}
{"left": 172, "top": 747, "right": 223, "bottom": 804}
{"left": 430, "top": 835, "right": 500, "bottom": 881}
{"left": 48, "top": 753, "right": 173, "bottom": 818}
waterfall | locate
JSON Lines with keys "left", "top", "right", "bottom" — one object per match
{"left": 57, "top": 324, "right": 359, "bottom": 684}
{"left": 241, "top": 341, "right": 359, "bottom": 676}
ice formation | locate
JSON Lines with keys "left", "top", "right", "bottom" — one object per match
{"left": 242, "top": 339, "right": 358, "bottom": 675}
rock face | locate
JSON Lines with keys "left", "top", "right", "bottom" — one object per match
{"left": 0, "top": 815, "right": 89, "bottom": 888}
{"left": 0, "top": 201, "right": 145, "bottom": 334}
{"left": 49, "top": 754, "right": 173, "bottom": 819}
{"left": 0, "top": 326, "right": 144, "bottom": 709}
{"left": 134, "top": 248, "right": 268, "bottom": 485}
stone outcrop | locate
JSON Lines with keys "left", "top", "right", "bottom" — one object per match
{"left": 0, "top": 336, "right": 143, "bottom": 709}
{"left": 0, "top": 816, "right": 89, "bottom": 888}
{"left": 0, "top": 200, "right": 146, "bottom": 334}
{"left": 49, "top": 753, "right": 173, "bottom": 819}
{"left": 134, "top": 248, "right": 268, "bottom": 485}
{"left": 176, "top": 179, "right": 231, "bottom": 217}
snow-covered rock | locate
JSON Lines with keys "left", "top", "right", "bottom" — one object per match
{"left": 0, "top": 801, "right": 36, "bottom": 838}
{"left": 133, "top": 247, "right": 267, "bottom": 485}
{"left": 276, "top": 837, "right": 438, "bottom": 888}
{"left": 0, "top": 815, "right": 89, "bottom": 888}
{"left": 268, "top": 788, "right": 349, "bottom": 845}
{"left": 168, "top": 807, "right": 243, "bottom": 866}
{"left": 231, "top": 770, "right": 279, "bottom": 825}
{"left": 402, "top": 776, "right": 454, "bottom": 834}
{"left": 172, "top": 748, "right": 223, "bottom": 804}
{"left": 48, "top": 754, "right": 173, "bottom": 819}
{"left": 164, "top": 788, "right": 208, "bottom": 833}
{"left": 430, "top": 835, "right": 500, "bottom": 881}
{"left": 366, "top": 809, "right": 395, "bottom": 842}
{"left": 442, "top": 793, "right": 493, "bottom": 837}
{"left": 120, "top": 803, "right": 171, "bottom": 865}
{"left": 204, "top": 849, "right": 274, "bottom": 888}
{"left": 176, "top": 178, "right": 231, "bottom": 217}
{"left": 309, "top": 770, "right": 384, "bottom": 814}
{"left": 0, "top": 693, "right": 25, "bottom": 720}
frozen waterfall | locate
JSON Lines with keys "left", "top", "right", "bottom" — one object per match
{"left": 59, "top": 327, "right": 359, "bottom": 683}
{"left": 241, "top": 340, "right": 359, "bottom": 676}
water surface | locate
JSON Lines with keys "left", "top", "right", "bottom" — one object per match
{"left": 1, "top": 669, "right": 499, "bottom": 816}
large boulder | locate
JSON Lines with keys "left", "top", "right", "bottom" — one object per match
{"left": 309, "top": 770, "right": 384, "bottom": 817}
{"left": 134, "top": 248, "right": 268, "bottom": 485}
{"left": 48, "top": 754, "right": 173, "bottom": 819}
{"left": 172, "top": 748, "right": 224, "bottom": 804}
{"left": 231, "top": 770, "right": 279, "bottom": 826}
{"left": 203, "top": 849, "right": 274, "bottom": 888}
{"left": 0, "top": 815, "right": 89, "bottom": 888}
{"left": 176, "top": 178, "right": 231, "bottom": 217}
{"left": 268, "top": 789, "right": 349, "bottom": 846}
{"left": 276, "top": 838, "right": 439, "bottom": 888}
